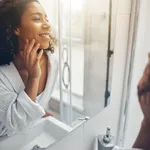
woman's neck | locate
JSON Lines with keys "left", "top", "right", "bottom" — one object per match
{"left": 13, "top": 51, "right": 47, "bottom": 71}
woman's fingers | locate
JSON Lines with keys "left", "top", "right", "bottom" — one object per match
{"left": 23, "top": 39, "right": 28, "bottom": 58}
{"left": 29, "top": 43, "right": 40, "bottom": 65}
{"left": 140, "top": 95, "right": 144, "bottom": 104}
{"left": 147, "top": 92, "right": 150, "bottom": 105}
{"left": 138, "top": 55, "right": 150, "bottom": 95}
{"left": 23, "top": 39, "right": 41, "bottom": 66}
{"left": 25, "top": 39, "right": 35, "bottom": 64}
{"left": 23, "top": 39, "right": 28, "bottom": 63}
{"left": 27, "top": 39, "right": 36, "bottom": 53}
{"left": 137, "top": 54, "right": 150, "bottom": 125}
{"left": 138, "top": 79, "right": 150, "bottom": 106}
{"left": 30, "top": 43, "right": 40, "bottom": 58}
{"left": 36, "top": 49, "right": 43, "bottom": 62}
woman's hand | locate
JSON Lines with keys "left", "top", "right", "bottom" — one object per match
{"left": 138, "top": 53, "right": 150, "bottom": 125}
{"left": 133, "top": 54, "right": 150, "bottom": 149}
{"left": 22, "top": 39, "right": 43, "bottom": 79}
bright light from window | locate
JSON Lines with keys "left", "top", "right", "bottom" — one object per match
{"left": 63, "top": 0, "right": 83, "bottom": 11}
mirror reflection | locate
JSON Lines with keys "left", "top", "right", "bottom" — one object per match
{"left": 46, "top": 0, "right": 117, "bottom": 127}
{"left": 0, "top": 0, "right": 117, "bottom": 149}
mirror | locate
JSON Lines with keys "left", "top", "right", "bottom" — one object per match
{"left": 0, "top": 0, "right": 119, "bottom": 149}
{"left": 39, "top": 0, "right": 118, "bottom": 127}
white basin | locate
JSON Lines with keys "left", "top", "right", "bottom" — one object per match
{"left": 0, "top": 117, "right": 72, "bottom": 150}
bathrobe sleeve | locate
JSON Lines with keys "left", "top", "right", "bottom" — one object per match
{"left": 0, "top": 78, "right": 45, "bottom": 134}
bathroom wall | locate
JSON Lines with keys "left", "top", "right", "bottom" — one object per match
{"left": 123, "top": 0, "right": 150, "bottom": 147}
{"left": 39, "top": 0, "right": 57, "bottom": 29}
{"left": 46, "top": 0, "right": 133, "bottom": 150}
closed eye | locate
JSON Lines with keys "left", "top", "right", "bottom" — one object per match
{"left": 33, "top": 18, "right": 49, "bottom": 22}
{"left": 33, "top": 18, "right": 41, "bottom": 21}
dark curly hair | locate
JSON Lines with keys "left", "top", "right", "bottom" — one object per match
{"left": 0, "top": 0, "right": 57, "bottom": 66}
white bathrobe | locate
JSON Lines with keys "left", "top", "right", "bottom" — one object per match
{"left": 0, "top": 51, "right": 58, "bottom": 137}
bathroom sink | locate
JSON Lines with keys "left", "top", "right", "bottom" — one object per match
{"left": 0, "top": 117, "right": 72, "bottom": 150}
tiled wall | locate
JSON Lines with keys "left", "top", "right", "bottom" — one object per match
{"left": 46, "top": 0, "right": 132, "bottom": 150}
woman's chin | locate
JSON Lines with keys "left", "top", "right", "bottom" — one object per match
{"left": 37, "top": 40, "right": 50, "bottom": 50}
{"left": 39, "top": 45, "right": 49, "bottom": 50}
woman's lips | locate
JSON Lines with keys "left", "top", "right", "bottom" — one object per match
{"left": 39, "top": 33, "right": 50, "bottom": 40}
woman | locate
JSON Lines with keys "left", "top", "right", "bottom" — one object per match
{"left": 0, "top": 0, "right": 58, "bottom": 136}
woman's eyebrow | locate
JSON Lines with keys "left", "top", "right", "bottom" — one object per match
{"left": 30, "top": 12, "right": 47, "bottom": 17}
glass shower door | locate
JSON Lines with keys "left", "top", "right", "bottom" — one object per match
{"left": 57, "top": 0, "right": 72, "bottom": 126}
{"left": 57, "top": 0, "right": 86, "bottom": 127}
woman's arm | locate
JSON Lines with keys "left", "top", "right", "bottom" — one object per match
{"left": 0, "top": 77, "right": 45, "bottom": 135}
{"left": 25, "top": 76, "right": 40, "bottom": 102}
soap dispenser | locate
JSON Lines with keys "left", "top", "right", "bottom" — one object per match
{"left": 98, "top": 127, "right": 115, "bottom": 150}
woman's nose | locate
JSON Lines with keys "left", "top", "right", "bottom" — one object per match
{"left": 42, "top": 21, "right": 51, "bottom": 30}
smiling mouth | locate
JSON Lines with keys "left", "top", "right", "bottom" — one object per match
{"left": 39, "top": 33, "right": 50, "bottom": 40}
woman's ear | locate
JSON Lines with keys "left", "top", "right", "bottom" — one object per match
{"left": 13, "top": 27, "right": 20, "bottom": 36}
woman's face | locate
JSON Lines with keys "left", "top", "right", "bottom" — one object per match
{"left": 15, "top": 1, "right": 51, "bottom": 50}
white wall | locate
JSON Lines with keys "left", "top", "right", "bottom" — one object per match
{"left": 46, "top": 0, "right": 133, "bottom": 150}
{"left": 38, "top": 0, "right": 57, "bottom": 27}
{"left": 123, "top": 0, "right": 150, "bottom": 147}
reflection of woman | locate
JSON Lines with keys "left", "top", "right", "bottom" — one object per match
{"left": 0, "top": 0, "right": 58, "bottom": 136}
{"left": 133, "top": 54, "right": 150, "bottom": 149}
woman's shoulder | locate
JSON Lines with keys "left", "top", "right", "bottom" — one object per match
{"left": 0, "top": 67, "right": 10, "bottom": 90}
{"left": 0, "top": 63, "right": 18, "bottom": 91}
{"left": 0, "top": 64, "right": 9, "bottom": 79}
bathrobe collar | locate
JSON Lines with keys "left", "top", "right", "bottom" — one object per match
{"left": 0, "top": 62, "right": 25, "bottom": 93}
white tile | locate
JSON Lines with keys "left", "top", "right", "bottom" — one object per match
{"left": 112, "top": 0, "right": 120, "bottom": 14}
{"left": 108, "top": 14, "right": 130, "bottom": 101}
{"left": 88, "top": 0, "right": 109, "bottom": 14}
{"left": 113, "top": 14, "right": 130, "bottom": 60}
{"left": 46, "top": 124, "right": 84, "bottom": 150}
{"left": 87, "top": 0, "right": 119, "bottom": 14}
{"left": 117, "top": 0, "right": 131, "bottom": 14}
